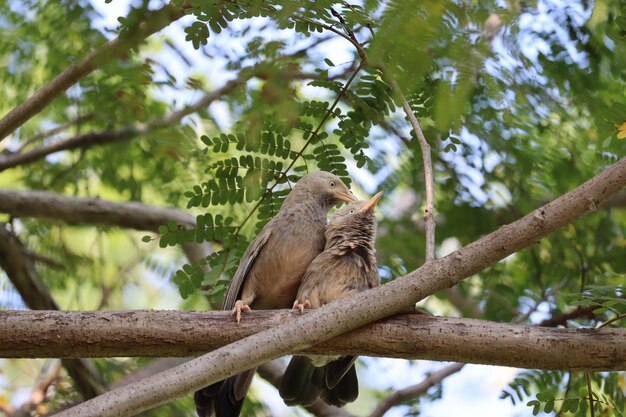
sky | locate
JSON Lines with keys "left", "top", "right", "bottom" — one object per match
{"left": 0, "top": 1, "right": 577, "bottom": 415}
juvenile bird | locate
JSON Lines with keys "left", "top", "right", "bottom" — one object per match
{"left": 194, "top": 171, "right": 356, "bottom": 417}
{"left": 279, "top": 191, "right": 382, "bottom": 408}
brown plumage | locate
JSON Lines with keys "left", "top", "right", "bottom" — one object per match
{"left": 194, "top": 171, "right": 356, "bottom": 417}
{"left": 279, "top": 191, "right": 382, "bottom": 408}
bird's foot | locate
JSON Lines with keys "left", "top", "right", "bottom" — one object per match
{"left": 292, "top": 299, "right": 311, "bottom": 314}
{"left": 231, "top": 300, "right": 251, "bottom": 324}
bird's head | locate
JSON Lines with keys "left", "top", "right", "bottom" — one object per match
{"left": 325, "top": 191, "right": 383, "bottom": 246}
{"left": 287, "top": 171, "right": 357, "bottom": 209}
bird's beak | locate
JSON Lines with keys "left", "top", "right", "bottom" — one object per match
{"left": 335, "top": 189, "right": 359, "bottom": 203}
{"left": 359, "top": 191, "right": 383, "bottom": 213}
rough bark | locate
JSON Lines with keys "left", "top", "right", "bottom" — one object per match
{"left": 1, "top": 310, "right": 624, "bottom": 371}
{"left": 52, "top": 156, "right": 626, "bottom": 417}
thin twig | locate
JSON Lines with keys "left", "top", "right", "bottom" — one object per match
{"left": 595, "top": 313, "right": 626, "bottom": 329}
{"left": 325, "top": 7, "right": 436, "bottom": 261}
{"left": 232, "top": 61, "right": 365, "bottom": 234}
{"left": 15, "top": 114, "right": 94, "bottom": 152}
{"left": 390, "top": 79, "right": 436, "bottom": 262}
{"left": 368, "top": 363, "right": 465, "bottom": 417}
{"left": 585, "top": 371, "right": 595, "bottom": 417}
{"left": 0, "top": 4, "right": 188, "bottom": 142}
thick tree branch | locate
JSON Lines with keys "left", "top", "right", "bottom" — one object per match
{"left": 0, "top": 3, "right": 187, "bottom": 142}
{"left": 367, "top": 363, "right": 465, "bottom": 417}
{"left": 0, "top": 188, "right": 195, "bottom": 232}
{"left": 0, "top": 225, "right": 107, "bottom": 399}
{"left": 1, "top": 310, "right": 624, "bottom": 371}
{"left": 52, "top": 156, "right": 626, "bottom": 417}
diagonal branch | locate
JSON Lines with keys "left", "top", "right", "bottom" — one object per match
{"left": 0, "top": 49, "right": 333, "bottom": 172}
{"left": 0, "top": 75, "right": 246, "bottom": 172}
{"left": 52, "top": 155, "right": 626, "bottom": 417}
{"left": 0, "top": 3, "right": 188, "bottom": 142}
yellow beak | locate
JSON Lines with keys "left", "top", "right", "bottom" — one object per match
{"left": 335, "top": 189, "right": 359, "bottom": 203}
{"left": 359, "top": 191, "right": 383, "bottom": 213}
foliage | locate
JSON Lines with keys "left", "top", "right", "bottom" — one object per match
{"left": 0, "top": 0, "right": 625, "bottom": 416}
{"left": 501, "top": 370, "right": 625, "bottom": 417}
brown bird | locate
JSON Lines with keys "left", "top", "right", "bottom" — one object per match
{"left": 279, "top": 191, "right": 382, "bottom": 408}
{"left": 194, "top": 171, "right": 357, "bottom": 417}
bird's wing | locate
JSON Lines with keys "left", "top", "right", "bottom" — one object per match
{"left": 222, "top": 223, "right": 274, "bottom": 310}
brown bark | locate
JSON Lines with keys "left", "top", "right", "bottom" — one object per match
{"left": 1, "top": 310, "right": 624, "bottom": 371}
{"left": 0, "top": 189, "right": 195, "bottom": 232}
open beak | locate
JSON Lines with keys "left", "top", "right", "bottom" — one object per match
{"left": 359, "top": 191, "right": 383, "bottom": 213}
{"left": 335, "top": 189, "right": 359, "bottom": 203}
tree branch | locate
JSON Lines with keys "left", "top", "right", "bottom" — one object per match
{"left": 0, "top": 3, "right": 187, "bottom": 142}
{"left": 367, "top": 363, "right": 465, "bottom": 417}
{"left": 13, "top": 114, "right": 94, "bottom": 153}
{"left": 0, "top": 74, "right": 246, "bottom": 172}
{"left": 389, "top": 79, "right": 436, "bottom": 262}
{"left": 1, "top": 310, "right": 624, "bottom": 371}
{"left": 51, "top": 155, "right": 626, "bottom": 417}
{"left": 0, "top": 188, "right": 195, "bottom": 232}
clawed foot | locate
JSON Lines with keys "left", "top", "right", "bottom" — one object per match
{"left": 231, "top": 300, "right": 251, "bottom": 324}
{"left": 292, "top": 299, "right": 311, "bottom": 314}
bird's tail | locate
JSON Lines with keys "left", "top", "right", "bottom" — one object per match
{"left": 279, "top": 356, "right": 359, "bottom": 408}
{"left": 194, "top": 380, "right": 221, "bottom": 417}
{"left": 194, "top": 369, "right": 256, "bottom": 417}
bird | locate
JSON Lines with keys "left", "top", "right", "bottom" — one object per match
{"left": 278, "top": 191, "right": 382, "bottom": 409}
{"left": 194, "top": 171, "right": 357, "bottom": 417}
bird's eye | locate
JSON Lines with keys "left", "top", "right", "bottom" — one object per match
{"left": 329, "top": 181, "right": 336, "bottom": 187}
{"left": 349, "top": 209, "right": 355, "bottom": 214}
